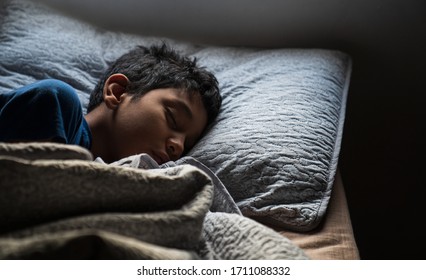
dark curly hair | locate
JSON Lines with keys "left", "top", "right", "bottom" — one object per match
{"left": 87, "top": 43, "right": 221, "bottom": 126}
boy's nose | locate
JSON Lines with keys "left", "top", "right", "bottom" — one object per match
{"left": 166, "top": 135, "right": 185, "bottom": 160}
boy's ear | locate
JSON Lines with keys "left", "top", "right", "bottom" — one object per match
{"left": 103, "top": 73, "right": 130, "bottom": 109}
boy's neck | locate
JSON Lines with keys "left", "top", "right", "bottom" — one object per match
{"left": 84, "top": 105, "right": 113, "bottom": 163}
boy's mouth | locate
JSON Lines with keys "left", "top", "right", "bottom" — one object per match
{"left": 151, "top": 151, "right": 170, "bottom": 165}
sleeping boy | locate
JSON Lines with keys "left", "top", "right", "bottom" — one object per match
{"left": 0, "top": 44, "right": 222, "bottom": 164}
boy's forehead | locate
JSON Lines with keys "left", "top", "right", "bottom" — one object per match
{"left": 175, "top": 87, "right": 200, "bottom": 98}
{"left": 173, "top": 88, "right": 203, "bottom": 105}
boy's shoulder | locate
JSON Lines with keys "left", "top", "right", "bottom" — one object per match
{"left": 10, "top": 79, "right": 81, "bottom": 109}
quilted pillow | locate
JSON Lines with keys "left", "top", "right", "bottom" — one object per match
{"left": 0, "top": 0, "right": 351, "bottom": 231}
{"left": 187, "top": 49, "right": 351, "bottom": 231}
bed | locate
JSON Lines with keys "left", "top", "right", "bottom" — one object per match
{"left": 0, "top": 0, "right": 359, "bottom": 259}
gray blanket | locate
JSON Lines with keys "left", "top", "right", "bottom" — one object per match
{"left": 0, "top": 142, "right": 307, "bottom": 259}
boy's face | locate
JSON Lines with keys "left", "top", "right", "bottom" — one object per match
{"left": 105, "top": 88, "right": 208, "bottom": 164}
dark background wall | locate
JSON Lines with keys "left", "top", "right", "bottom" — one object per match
{"left": 38, "top": 0, "right": 426, "bottom": 259}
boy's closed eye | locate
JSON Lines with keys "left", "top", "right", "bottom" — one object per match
{"left": 164, "top": 100, "right": 198, "bottom": 153}
{"left": 164, "top": 99, "right": 194, "bottom": 130}
{"left": 165, "top": 107, "right": 178, "bottom": 130}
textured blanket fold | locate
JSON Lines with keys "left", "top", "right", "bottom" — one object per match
{"left": 0, "top": 142, "right": 308, "bottom": 259}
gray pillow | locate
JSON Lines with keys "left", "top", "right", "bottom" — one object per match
{"left": 0, "top": 0, "right": 351, "bottom": 231}
{"left": 188, "top": 49, "right": 351, "bottom": 231}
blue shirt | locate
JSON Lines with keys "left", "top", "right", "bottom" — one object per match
{"left": 0, "top": 79, "right": 92, "bottom": 150}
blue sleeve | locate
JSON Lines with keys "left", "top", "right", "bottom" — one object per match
{"left": 0, "top": 79, "right": 92, "bottom": 149}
